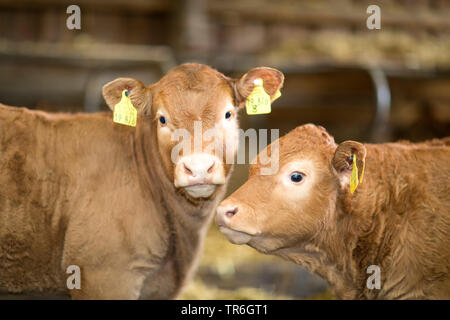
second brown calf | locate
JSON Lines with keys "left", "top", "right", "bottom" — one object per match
{"left": 217, "top": 124, "right": 450, "bottom": 299}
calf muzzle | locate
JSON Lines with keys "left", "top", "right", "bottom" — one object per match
{"left": 174, "top": 153, "right": 225, "bottom": 198}
{"left": 216, "top": 204, "right": 253, "bottom": 245}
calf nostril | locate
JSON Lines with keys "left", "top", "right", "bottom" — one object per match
{"left": 207, "top": 162, "right": 215, "bottom": 174}
{"left": 226, "top": 207, "right": 238, "bottom": 218}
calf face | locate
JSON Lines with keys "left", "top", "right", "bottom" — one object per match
{"left": 103, "top": 63, "right": 284, "bottom": 200}
{"left": 216, "top": 124, "right": 366, "bottom": 252}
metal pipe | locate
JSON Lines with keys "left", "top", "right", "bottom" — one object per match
{"left": 367, "top": 67, "right": 392, "bottom": 142}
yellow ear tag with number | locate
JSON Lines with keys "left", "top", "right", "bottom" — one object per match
{"left": 350, "top": 154, "right": 359, "bottom": 194}
{"left": 246, "top": 78, "right": 272, "bottom": 115}
{"left": 113, "top": 90, "right": 137, "bottom": 127}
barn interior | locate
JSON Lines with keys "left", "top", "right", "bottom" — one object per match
{"left": 0, "top": 0, "right": 449, "bottom": 299}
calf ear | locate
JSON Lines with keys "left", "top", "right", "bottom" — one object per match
{"left": 102, "top": 78, "right": 152, "bottom": 115}
{"left": 231, "top": 67, "right": 284, "bottom": 108}
{"left": 332, "top": 140, "right": 367, "bottom": 184}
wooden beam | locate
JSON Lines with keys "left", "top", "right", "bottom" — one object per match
{"left": 208, "top": 2, "right": 450, "bottom": 31}
{"left": 0, "top": 0, "right": 172, "bottom": 13}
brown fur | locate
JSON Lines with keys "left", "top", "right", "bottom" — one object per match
{"left": 218, "top": 124, "right": 450, "bottom": 299}
{"left": 0, "top": 63, "right": 284, "bottom": 299}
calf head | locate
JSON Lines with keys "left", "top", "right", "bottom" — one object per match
{"left": 216, "top": 124, "right": 366, "bottom": 253}
{"left": 102, "top": 63, "right": 284, "bottom": 200}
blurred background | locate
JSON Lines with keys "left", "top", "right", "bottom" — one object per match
{"left": 0, "top": 0, "right": 449, "bottom": 299}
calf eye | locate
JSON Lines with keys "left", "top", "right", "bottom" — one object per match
{"left": 290, "top": 172, "right": 305, "bottom": 183}
{"left": 225, "top": 111, "right": 232, "bottom": 119}
{"left": 159, "top": 116, "right": 167, "bottom": 125}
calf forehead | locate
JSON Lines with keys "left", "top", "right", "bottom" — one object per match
{"left": 279, "top": 125, "right": 336, "bottom": 156}
{"left": 156, "top": 63, "right": 231, "bottom": 97}
{"left": 250, "top": 124, "right": 336, "bottom": 177}
{"left": 161, "top": 63, "right": 226, "bottom": 86}
{"left": 154, "top": 64, "right": 233, "bottom": 124}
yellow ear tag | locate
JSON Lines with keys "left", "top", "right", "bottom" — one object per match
{"left": 246, "top": 78, "right": 271, "bottom": 115}
{"left": 350, "top": 154, "right": 359, "bottom": 194}
{"left": 113, "top": 90, "right": 137, "bottom": 127}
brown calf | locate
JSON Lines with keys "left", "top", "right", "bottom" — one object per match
{"left": 0, "top": 63, "right": 284, "bottom": 299}
{"left": 217, "top": 124, "right": 450, "bottom": 299}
